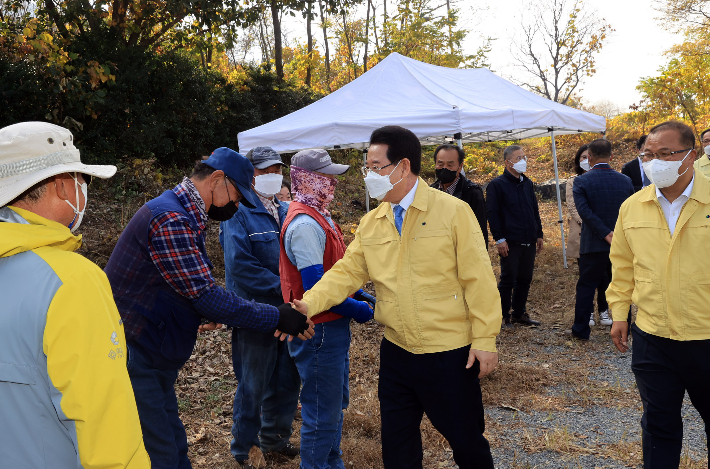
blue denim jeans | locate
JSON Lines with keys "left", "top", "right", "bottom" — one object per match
{"left": 126, "top": 343, "right": 191, "bottom": 469}
{"left": 230, "top": 327, "right": 301, "bottom": 461}
{"left": 288, "top": 316, "right": 351, "bottom": 469}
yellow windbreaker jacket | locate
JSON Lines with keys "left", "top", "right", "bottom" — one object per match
{"left": 694, "top": 154, "right": 710, "bottom": 179}
{"left": 607, "top": 172, "right": 710, "bottom": 340}
{"left": 0, "top": 206, "right": 150, "bottom": 468}
{"left": 302, "top": 178, "right": 502, "bottom": 354}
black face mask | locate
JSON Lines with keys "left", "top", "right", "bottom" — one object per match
{"left": 436, "top": 167, "right": 459, "bottom": 185}
{"left": 208, "top": 178, "right": 240, "bottom": 221}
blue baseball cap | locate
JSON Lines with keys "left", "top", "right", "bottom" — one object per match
{"left": 203, "top": 147, "right": 258, "bottom": 209}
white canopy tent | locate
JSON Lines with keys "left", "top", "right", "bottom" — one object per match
{"left": 238, "top": 53, "right": 606, "bottom": 267}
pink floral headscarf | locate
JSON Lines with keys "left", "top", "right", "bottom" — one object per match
{"left": 290, "top": 166, "right": 338, "bottom": 216}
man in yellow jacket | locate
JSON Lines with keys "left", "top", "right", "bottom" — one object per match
{"left": 288, "top": 126, "right": 501, "bottom": 469}
{"left": 607, "top": 120, "right": 710, "bottom": 468}
{"left": 0, "top": 122, "right": 150, "bottom": 468}
{"left": 696, "top": 127, "right": 710, "bottom": 178}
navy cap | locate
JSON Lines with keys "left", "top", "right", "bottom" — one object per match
{"left": 203, "top": 147, "right": 258, "bottom": 208}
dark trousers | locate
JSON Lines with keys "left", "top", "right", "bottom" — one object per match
{"left": 631, "top": 324, "right": 710, "bottom": 468}
{"left": 378, "top": 339, "right": 494, "bottom": 469}
{"left": 572, "top": 252, "right": 611, "bottom": 339}
{"left": 498, "top": 242, "right": 537, "bottom": 319}
{"left": 127, "top": 344, "right": 191, "bottom": 469}
{"left": 230, "top": 327, "right": 300, "bottom": 461}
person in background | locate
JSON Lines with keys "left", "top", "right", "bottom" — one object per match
{"left": 567, "top": 144, "right": 611, "bottom": 327}
{"left": 430, "top": 144, "right": 488, "bottom": 246}
{"left": 221, "top": 147, "right": 300, "bottom": 467}
{"left": 280, "top": 149, "right": 375, "bottom": 469}
{"left": 289, "top": 126, "right": 501, "bottom": 469}
{"left": 0, "top": 122, "right": 150, "bottom": 468}
{"left": 277, "top": 179, "right": 292, "bottom": 202}
{"left": 622, "top": 135, "right": 650, "bottom": 192}
{"left": 486, "top": 145, "right": 543, "bottom": 329}
{"left": 567, "top": 139, "right": 633, "bottom": 341}
{"left": 104, "top": 148, "right": 313, "bottom": 468}
{"left": 607, "top": 121, "right": 710, "bottom": 468}
{"left": 695, "top": 128, "right": 710, "bottom": 178}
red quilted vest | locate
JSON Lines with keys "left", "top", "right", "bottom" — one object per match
{"left": 279, "top": 202, "right": 346, "bottom": 324}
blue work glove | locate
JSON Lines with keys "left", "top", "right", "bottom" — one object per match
{"left": 300, "top": 265, "right": 373, "bottom": 323}
{"left": 354, "top": 290, "right": 376, "bottom": 310}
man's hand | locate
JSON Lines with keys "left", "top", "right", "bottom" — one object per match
{"left": 274, "top": 301, "right": 315, "bottom": 341}
{"left": 605, "top": 231, "right": 614, "bottom": 245}
{"left": 536, "top": 238, "right": 544, "bottom": 253}
{"left": 274, "top": 303, "right": 315, "bottom": 342}
{"left": 496, "top": 241, "right": 509, "bottom": 257}
{"left": 292, "top": 298, "right": 309, "bottom": 316}
{"left": 198, "top": 322, "right": 223, "bottom": 333}
{"left": 610, "top": 320, "right": 629, "bottom": 353}
{"left": 467, "top": 349, "right": 498, "bottom": 378}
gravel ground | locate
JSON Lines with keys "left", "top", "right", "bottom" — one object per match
{"left": 485, "top": 326, "right": 708, "bottom": 468}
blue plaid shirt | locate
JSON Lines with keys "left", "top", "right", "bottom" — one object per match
{"left": 147, "top": 181, "right": 279, "bottom": 331}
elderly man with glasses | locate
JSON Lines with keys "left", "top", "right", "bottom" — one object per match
{"left": 607, "top": 120, "right": 710, "bottom": 468}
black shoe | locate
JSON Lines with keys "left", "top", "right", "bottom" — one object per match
{"left": 264, "top": 442, "right": 299, "bottom": 459}
{"left": 502, "top": 317, "right": 514, "bottom": 329}
{"left": 511, "top": 313, "right": 541, "bottom": 326}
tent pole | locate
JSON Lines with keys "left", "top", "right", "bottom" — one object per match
{"left": 363, "top": 145, "right": 370, "bottom": 212}
{"left": 550, "top": 130, "right": 568, "bottom": 269}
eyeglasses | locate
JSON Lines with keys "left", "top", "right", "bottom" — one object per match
{"left": 225, "top": 176, "right": 243, "bottom": 202}
{"left": 360, "top": 162, "right": 394, "bottom": 176}
{"left": 640, "top": 148, "right": 693, "bottom": 160}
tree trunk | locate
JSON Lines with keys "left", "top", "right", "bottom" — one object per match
{"left": 271, "top": 0, "right": 284, "bottom": 80}
{"left": 445, "top": 0, "right": 454, "bottom": 54}
{"left": 318, "top": 0, "right": 331, "bottom": 85}
{"left": 342, "top": 11, "right": 357, "bottom": 79}
{"left": 363, "top": 0, "right": 370, "bottom": 72}
{"left": 370, "top": 0, "right": 379, "bottom": 53}
{"left": 383, "top": 0, "right": 388, "bottom": 47}
{"left": 306, "top": 1, "right": 313, "bottom": 87}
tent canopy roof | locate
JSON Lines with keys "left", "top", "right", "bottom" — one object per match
{"left": 238, "top": 53, "right": 606, "bottom": 154}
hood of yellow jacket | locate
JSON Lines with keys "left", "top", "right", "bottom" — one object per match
{"left": 0, "top": 206, "right": 82, "bottom": 258}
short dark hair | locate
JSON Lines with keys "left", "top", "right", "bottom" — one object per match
{"left": 573, "top": 144, "right": 589, "bottom": 176}
{"left": 700, "top": 128, "right": 710, "bottom": 142}
{"left": 636, "top": 135, "right": 647, "bottom": 151}
{"left": 281, "top": 179, "right": 291, "bottom": 191}
{"left": 369, "top": 126, "right": 421, "bottom": 175}
{"left": 648, "top": 121, "right": 696, "bottom": 149}
{"left": 588, "top": 139, "right": 612, "bottom": 159}
{"left": 502, "top": 145, "right": 522, "bottom": 162}
{"left": 433, "top": 144, "right": 465, "bottom": 164}
{"left": 8, "top": 180, "right": 48, "bottom": 207}
{"left": 190, "top": 161, "right": 217, "bottom": 180}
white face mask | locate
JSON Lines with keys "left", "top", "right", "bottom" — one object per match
{"left": 704, "top": 145, "right": 710, "bottom": 156}
{"left": 254, "top": 173, "right": 283, "bottom": 197}
{"left": 65, "top": 173, "right": 88, "bottom": 233}
{"left": 364, "top": 161, "right": 404, "bottom": 201}
{"left": 580, "top": 159, "right": 591, "bottom": 172}
{"left": 512, "top": 158, "right": 527, "bottom": 173}
{"left": 642, "top": 149, "right": 692, "bottom": 189}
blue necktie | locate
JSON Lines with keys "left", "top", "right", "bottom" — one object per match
{"left": 393, "top": 205, "right": 404, "bottom": 235}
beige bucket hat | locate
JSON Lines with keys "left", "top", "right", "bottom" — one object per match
{"left": 0, "top": 121, "right": 116, "bottom": 207}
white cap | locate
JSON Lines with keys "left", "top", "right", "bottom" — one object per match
{"left": 0, "top": 121, "right": 116, "bottom": 207}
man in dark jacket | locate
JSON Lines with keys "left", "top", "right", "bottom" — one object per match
{"left": 486, "top": 145, "right": 543, "bottom": 328}
{"left": 621, "top": 135, "right": 649, "bottom": 192}
{"left": 220, "top": 147, "right": 300, "bottom": 467}
{"left": 430, "top": 144, "right": 488, "bottom": 246}
{"left": 569, "top": 139, "right": 634, "bottom": 340}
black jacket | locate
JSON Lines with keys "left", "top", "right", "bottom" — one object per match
{"left": 621, "top": 158, "right": 644, "bottom": 192}
{"left": 485, "top": 170, "right": 543, "bottom": 244}
{"left": 431, "top": 176, "right": 488, "bottom": 246}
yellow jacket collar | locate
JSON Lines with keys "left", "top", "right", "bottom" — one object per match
{"left": 637, "top": 171, "right": 710, "bottom": 205}
{"left": 375, "top": 177, "right": 429, "bottom": 218}
{"left": 0, "top": 206, "right": 82, "bottom": 257}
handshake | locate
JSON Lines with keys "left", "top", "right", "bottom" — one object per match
{"left": 275, "top": 300, "right": 315, "bottom": 341}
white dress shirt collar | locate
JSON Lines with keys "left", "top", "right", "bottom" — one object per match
{"left": 656, "top": 174, "right": 694, "bottom": 236}
{"left": 392, "top": 178, "right": 419, "bottom": 213}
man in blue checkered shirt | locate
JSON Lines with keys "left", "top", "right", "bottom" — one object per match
{"left": 105, "top": 148, "right": 314, "bottom": 469}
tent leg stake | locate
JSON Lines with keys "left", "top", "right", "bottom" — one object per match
{"left": 550, "top": 130, "right": 568, "bottom": 269}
